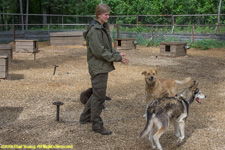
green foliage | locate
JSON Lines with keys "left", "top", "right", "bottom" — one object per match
{"left": 138, "top": 35, "right": 225, "bottom": 49}
{"left": 135, "top": 25, "right": 144, "bottom": 33}
{"left": 0, "top": 0, "right": 13, "bottom": 10}
{"left": 191, "top": 39, "right": 225, "bottom": 50}
{"left": 0, "top": 0, "right": 223, "bottom": 17}
{"left": 136, "top": 34, "right": 187, "bottom": 47}
{"left": 136, "top": 34, "right": 147, "bottom": 45}
{"left": 152, "top": 35, "right": 184, "bottom": 46}
{"left": 1, "top": 0, "right": 224, "bottom": 26}
{"left": 41, "top": 0, "right": 72, "bottom": 14}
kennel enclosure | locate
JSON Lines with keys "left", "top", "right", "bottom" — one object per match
{"left": 160, "top": 42, "right": 187, "bottom": 56}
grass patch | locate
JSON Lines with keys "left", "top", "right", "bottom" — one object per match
{"left": 136, "top": 36, "right": 225, "bottom": 50}
{"left": 191, "top": 39, "right": 225, "bottom": 50}
{"left": 137, "top": 35, "right": 189, "bottom": 47}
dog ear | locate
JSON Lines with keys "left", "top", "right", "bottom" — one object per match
{"left": 190, "top": 81, "right": 198, "bottom": 91}
{"left": 142, "top": 71, "right": 147, "bottom": 75}
{"left": 155, "top": 69, "right": 157, "bottom": 74}
{"left": 196, "top": 82, "right": 199, "bottom": 87}
{"left": 193, "top": 81, "right": 199, "bottom": 87}
{"left": 190, "top": 81, "right": 196, "bottom": 87}
{"left": 194, "top": 82, "right": 199, "bottom": 90}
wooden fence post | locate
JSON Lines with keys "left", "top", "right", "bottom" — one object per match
{"left": 136, "top": 15, "right": 138, "bottom": 26}
{"left": 171, "top": 15, "right": 174, "bottom": 34}
{"left": 62, "top": 15, "right": 64, "bottom": 30}
{"left": 48, "top": 24, "right": 50, "bottom": 36}
{"left": 192, "top": 25, "right": 194, "bottom": 44}
{"left": 13, "top": 25, "right": 15, "bottom": 44}
{"left": 117, "top": 24, "right": 119, "bottom": 39}
{"left": 152, "top": 25, "right": 154, "bottom": 46}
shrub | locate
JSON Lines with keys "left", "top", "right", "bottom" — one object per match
{"left": 191, "top": 39, "right": 225, "bottom": 50}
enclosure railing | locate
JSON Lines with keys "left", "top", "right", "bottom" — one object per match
{"left": 0, "top": 23, "right": 224, "bottom": 45}
{"left": 1, "top": 13, "right": 225, "bottom": 26}
{"left": 0, "top": 13, "right": 225, "bottom": 45}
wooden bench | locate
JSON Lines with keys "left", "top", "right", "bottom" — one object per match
{"left": 160, "top": 42, "right": 187, "bottom": 57}
{"left": 114, "top": 38, "right": 137, "bottom": 50}
{"left": 50, "top": 32, "right": 83, "bottom": 46}
{"left": 0, "top": 56, "right": 8, "bottom": 79}
{"left": 0, "top": 44, "right": 13, "bottom": 62}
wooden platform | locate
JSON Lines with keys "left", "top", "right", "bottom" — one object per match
{"left": 160, "top": 42, "right": 187, "bottom": 57}
{"left": 114, "top": 38, "right": 137, "bottom": 50}
{"left": 0, "top": 44, "right": 13, "bottom": 62}
{"left": 0, "top": 56, "right": 8, "bottom": 79}
{"left": 50, "top": 32, "right": 83, "bottom": 46}
{"left": 15, "top": 39, "right": 38, "bottom": 53}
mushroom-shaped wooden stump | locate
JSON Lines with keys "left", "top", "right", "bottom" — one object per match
{"left": 53, "top": 101, "right": 64, "bottom": 121}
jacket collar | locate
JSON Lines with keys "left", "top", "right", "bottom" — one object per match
{"left": 83, "top": 18, "right": 109, "bottom": 39}
{"left": 92, "top": 18, "right": 108, "bottom": 29}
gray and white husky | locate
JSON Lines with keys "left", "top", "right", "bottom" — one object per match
{"left": 139, "top": 81, "right": 206, "bottom": 150}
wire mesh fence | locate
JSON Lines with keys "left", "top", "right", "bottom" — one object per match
{"left": 0, "top": 13, "right": 225, "bottom": 45}
{"left": 1, "top": 13, "right": 225, "bottom": 27}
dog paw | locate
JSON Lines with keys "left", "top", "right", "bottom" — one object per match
{"left": 175, "top": 133, "right": 181, "bottom": 138}
{"left": 151, "top": 145, "right": 156, "bottom": 149}
{"left": 176, "top": 138, "right": 184, "bottom": 146}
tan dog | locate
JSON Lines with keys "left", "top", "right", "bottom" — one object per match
{"left": 142, "top": 69, "right": 192, "bottom": 105}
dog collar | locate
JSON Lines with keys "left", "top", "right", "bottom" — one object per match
{"left": 177, "top": 96, "right": 190, "bottom": 116}
{"left": 148, "top": 82, "right": 155, "bottom": 89}
{"left": 178, "top": 96, "right": 190, "bottom": 105}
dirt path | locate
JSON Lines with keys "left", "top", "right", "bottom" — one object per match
{"left": 0, "top": 42, "right": 224, "bottom": 150}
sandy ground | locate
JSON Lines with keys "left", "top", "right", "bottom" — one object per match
{"left": 0, "top": 42, "right": 225, "bottom": 150}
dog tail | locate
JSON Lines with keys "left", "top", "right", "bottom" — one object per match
{"left": 175, "top": 77, "right": 192, "bottom": 85}
{"left": 139, "top": 106, "right": 154, "bottom": 138}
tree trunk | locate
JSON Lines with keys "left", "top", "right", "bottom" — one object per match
{"left": 42, "top": 0, "right": 47, "bottom": 28}
{"left": 76, "top": 0, "right": 79, "bottom": 23}
{"left": 26, "top": 0, "right": 29, "bottom": 30}
{"left": 0, "top": 5, "right": 4, "bottom": 30}
{"left": 4, "top": 7, "right": 7, "bottom": 29}
{"left": 215, "top": 0, "right": 222, "bottom": 33}
{"left": 4, "top": 0, "right": 8, "bottom": 26}
{"left": 49, "top": 6, "right": 52, "bottom": 24}
{"left": 20, "top": 0, "right": 24, "bottom": 31}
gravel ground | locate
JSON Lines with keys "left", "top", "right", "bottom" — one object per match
{"left": 0, "top": 42, "right": 224, "bottom": 150}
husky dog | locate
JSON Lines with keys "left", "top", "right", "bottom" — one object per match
{"left": 139, "top": 81, "right": 206, "bottom": 150}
